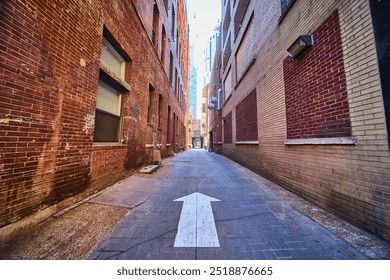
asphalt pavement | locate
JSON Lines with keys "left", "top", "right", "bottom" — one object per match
{"left": 88, "top": 149, "right": 389, "bottom": 260}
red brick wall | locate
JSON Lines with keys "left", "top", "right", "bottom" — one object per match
{"left": 236, "top": 88, "right": 258, "bottom": 141}
{"left": 223, "top": 112, "right": 233, "bottom": 144}
{"left": 0, "top": 0, "right": 96, "bottom": 228}
{"left": 210, "top": 112, "right": 223, "bottom": 154}
{"left": 215, "top": 114, "right": 223, "bottom": 144}
{"left": 283, "top": 12, "right": 352, "bottom": 139}
{"left": 0, "top": 0, "right": 188, "bottom": 233}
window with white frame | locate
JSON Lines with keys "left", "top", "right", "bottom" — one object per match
{"left": 94, "top": 28, "right": 130, "bottom": 143}
{"left": 100, "top": 37, "right": 126, "bottom": 79}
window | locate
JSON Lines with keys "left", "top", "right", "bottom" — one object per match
{"left": 234, "top": 0, "right": 250, "bottom": 39}
{"left": 370, "top": 0, "right": 390, "bottom": 146}
{"left": 236, "top": 88, "right": 258, "bottom": 143}
{"left": 235, "top": 14, "right": 255, "bottom": 84}
{"left": 176, "top": 36, "right": 179, "bottom": 56}
{"left": 167, "top": 106, "right": 171, "bottom": 143}
{"left": 94, "top": 28, "right": 130, "bottom": 143}
{"left": 224, "top": 67, "right": 232, "bottom": 102}
{"left": 163, "top": 0, "right": 168, "bottom": 13}
{"left": 148, "top": 84, "right": 154, "bottom": 124}
{"left": 223, "top": 0, "right": 231, "bottom": 45}
{"left": 174, "top": 68, "right": 178, "bottom": 94}
{"left": 171, "top": 5, "right": 175, "bottom": 39}
{"left": 101, "top": 37, "right": 126, "bottom": 79}
{"left": 158, "top": 94, "right": 163, "bottom": 128}
{"left": 152, "top": 3, "right": 160, "bottom": 47}
{"left": 223, "top": 34, "right": 231, "bottom": 70}
{"left": 95, "top": 81, "right": 123, "bottom": 142}
{"left": 283, "top": 12, "right": 352, "bottom": 141}
{"left": 173, "top": 112, "right": 177, "bottom": 143}
{"left": 161, "top": 26, "right": 166, "bottom": 65}
{"left": 281, "top": 0, "right": 295, "bottom": 16}
{"left": 169, "top": 51, "right": 173, "bottom": 82}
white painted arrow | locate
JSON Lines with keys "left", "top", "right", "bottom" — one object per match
{"left": 174, "top": 192, "right": 220, "bottom": 247}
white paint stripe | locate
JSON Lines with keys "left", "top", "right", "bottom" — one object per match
{"left": 174, "top": 192, "right": 220, "bottom": 247}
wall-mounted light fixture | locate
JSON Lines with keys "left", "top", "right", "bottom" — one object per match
{"left": 287, "top": 35, "right": 313, "bottom": 58}
{"left": 210, "top": 96, "right": 217, "bottom": 103}
{"left": 208, "top": 103, "right": 215, "bottom": 110}
{"left": 217, "top": 89, "right": 222, "bottom": 111}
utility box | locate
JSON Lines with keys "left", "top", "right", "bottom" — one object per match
{"left": 153, "top": 149, "right": 162, "bottom": 165}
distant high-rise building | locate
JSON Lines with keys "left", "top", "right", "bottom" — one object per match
{"left": 189, "top": 44, "right": 198, "bottom": 119}
{"left": 205, "top": 24, "right": 220, "bottom": 77}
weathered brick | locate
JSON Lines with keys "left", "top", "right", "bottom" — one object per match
{"left": 209, "top": 0, "right": 390, "bottom": 242}
{"left": 0, "top": 0, "right": 189, "bottom": 237}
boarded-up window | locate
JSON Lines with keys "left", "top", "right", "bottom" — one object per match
{"left": 235, "top": 14, "right": 254, "bottom": 83}
{"left": 224, "top": 112, "right": 233, "bottom": 144}
{"left": 283, "top": 12, "right": 351, "bottom": 139}
{"left": 236, "top": 88, "right": 258, "bottom": 142}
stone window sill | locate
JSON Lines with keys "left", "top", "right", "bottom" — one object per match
{"left": 285, "top": 137, "right": 357, "bottom": 146}
{"left": 236, "top": 141, "right": 259, "bottom": 145}
{"left": 92, "top": 143, "right": 126, "bottom": 150}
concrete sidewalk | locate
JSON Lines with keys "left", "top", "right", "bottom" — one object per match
{"left": 1, "top": 150, "right": 389, "bottom": 259}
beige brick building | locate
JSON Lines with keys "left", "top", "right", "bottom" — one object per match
{"left": 208, "top": 0, "right": 390, "bottom": 241}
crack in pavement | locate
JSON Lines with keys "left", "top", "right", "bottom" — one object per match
{"left": 96, "top": 228, "right": 178, "bottom": 260}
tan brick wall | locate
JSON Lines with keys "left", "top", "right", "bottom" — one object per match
{"left": 214, "top": 0, "right": 390, "bottom": 241}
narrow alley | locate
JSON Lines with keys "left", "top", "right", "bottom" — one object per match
{"left": 1, "top": 0, "right": 390, "bottom": 268}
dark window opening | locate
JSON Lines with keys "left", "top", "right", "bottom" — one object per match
{"left": 94, "top": 109, "right": 121, "bottom": 142}
{"left": 234, "top": 0, "right": 250, "bottom": 39}
{"left": 158, "top": 94, "right": 163, "bottom": 128}
{"left": 148, "top": 84, "right": 154, "bottom": 124}
{"left": 161, "top": 26, "right": 166, "bottom": 64}
{"left": 370, "top": 0, "right": 390, "bottom": 146}
{"left": 152, "top": 3, "right": 160, "bottom": 47}
{"left": 223, "top": 0, "right": 231, "bottom": 44}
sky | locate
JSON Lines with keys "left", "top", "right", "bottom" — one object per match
{"left": 186, "top": 0, "right": 221, "bottom": 116}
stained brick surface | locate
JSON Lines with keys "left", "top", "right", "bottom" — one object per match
{"left": 0, "top": 0, "right": 189, "bottom": 236}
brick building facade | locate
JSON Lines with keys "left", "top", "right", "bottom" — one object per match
{"left": 208, "top": 23, "right": 223, "bottom": 153}
{"left": 208, "top": 0, "right": 390, "bottom": 241}
{"left": 0, "top": 0, "right": 189, "bottom": 239}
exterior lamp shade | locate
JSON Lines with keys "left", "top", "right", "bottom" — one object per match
{"left": 217, "top": 89, "right": 222, "bottom": 111}
{"left": 287, "top": 35, "right": 313, "bottom": 58}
